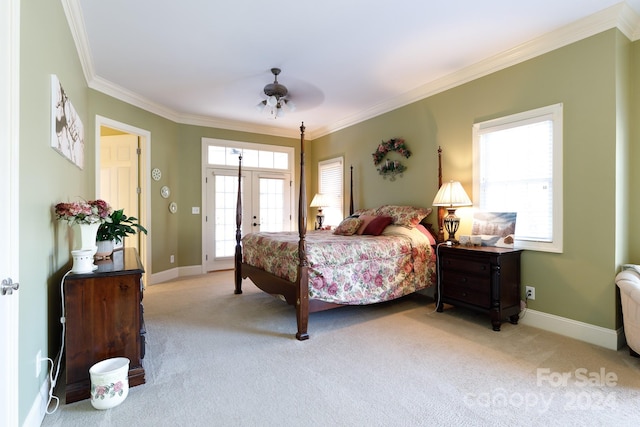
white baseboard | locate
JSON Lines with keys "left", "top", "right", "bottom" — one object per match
{"left": 520, "top": 308, "right": 623, "bottom": 351}
{"left": 23, "top": 374, "right": 50, "bottom": 427}
{"left": 149, "top": 265, "right": 204, "bottom": 285}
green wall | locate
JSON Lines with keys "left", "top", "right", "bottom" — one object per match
{"left": 19, "top": 0, "right": 91, "bottom": 423}
{"left": 312, "top": 30, "right": 627, "bottom": 331}
{"left": 17, "top": 2, "right": 639, "bottom": 425}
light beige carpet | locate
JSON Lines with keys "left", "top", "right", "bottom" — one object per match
{"left": 42, "top": 271, "right": 640, "bottom": 426}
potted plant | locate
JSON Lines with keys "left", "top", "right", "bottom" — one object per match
{"left": 95, "top": 209, "right": 147, "bottom": 259}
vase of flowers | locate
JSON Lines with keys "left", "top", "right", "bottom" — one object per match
{"left": 55, "top": 200, "right": 112, "bottom": 260}
{"left": 96, "top": 209, "right": 147, "bottom": 258}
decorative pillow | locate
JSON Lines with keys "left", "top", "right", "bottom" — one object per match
{"left": 356, "top": 215, "right": 377, "bottom": 235}
{"left": 333, "top": 218, "right": 363, "bottom": 236}
{"left": 353, "top": 208, "right": 378, "bottom": 217}
{"left": 362, "top": 215, "right": 393, "bottom": 236}
{"left": 376, "top": 205, "right": 432, "bottom": 229}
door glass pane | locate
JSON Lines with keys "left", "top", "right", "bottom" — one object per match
{"left": 259, "top": 177, "right": 285, "bottom": 232}
{"left": 214, "top": 175, "right": 240, "bottom": 257}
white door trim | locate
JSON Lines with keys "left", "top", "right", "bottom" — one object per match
{"left": 0, "top": 0, "right": 20, "bottom": 425}
{"left": 95, "top": 116, "right": 151, "bottom": 282}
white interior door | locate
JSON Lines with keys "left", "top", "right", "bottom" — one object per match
{"left": 0, "top": 0, "right": 19, "bottom": 423}
{"left": 99, "top": 134, "right": 140, "bottom": 252}
{"left": 204, "top": 169, "right": 291, "bottom": 271}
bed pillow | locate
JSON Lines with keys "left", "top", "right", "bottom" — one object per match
{"left": 333, "top": 217, "right": 363, "bottom": 236}
{"left": 361, "top": 215, "right": 393, "bottom": 236}
{"left": 415, "top": 224, "right": 437, "bottom": 246}
{"left": 356, "top": 214, "right": 377, "bottom": 235}
{"left": 353, "top": 208, "right": 378, "bottom": 217}
{"left": 376, "top": 205, "right": 433, "bottom": 229}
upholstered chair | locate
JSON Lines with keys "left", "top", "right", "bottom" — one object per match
{"left": 615, "top": 266, "right": 640, "bottom": 357}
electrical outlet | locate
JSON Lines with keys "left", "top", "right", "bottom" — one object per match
{"left": 526, "top": 286, "right": 535, "bottom": 300}
{"left": 170, "top": 255, "right": 175, "bottom": 263}
{"left": 36, "top": 350, "right": 42, "bottom": 378}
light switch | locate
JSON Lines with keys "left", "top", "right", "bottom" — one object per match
{"left": 192, "top": 207, "right": 200, "bottom": 214}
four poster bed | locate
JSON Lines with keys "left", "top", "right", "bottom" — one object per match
{"left": 234, "top": 123, "right": 444, "bottom": 340}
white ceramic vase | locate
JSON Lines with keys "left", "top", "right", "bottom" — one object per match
{"left": 75, "top": 222, "right": 100, "bottom": 257}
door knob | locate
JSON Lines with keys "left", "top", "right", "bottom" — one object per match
{"left": 1, "top": 277, "right": 19, "bottom": 296}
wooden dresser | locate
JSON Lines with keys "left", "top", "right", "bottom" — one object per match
{"left": 436, "top": 245, "right": 523, "bottom": 331}
{"left": 64, "top": 248, "right": 146, "bottom": 403}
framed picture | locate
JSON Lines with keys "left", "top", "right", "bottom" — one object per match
{"left": 471, "top": 212, "right": 517, "bottom": 248}
{"left": 51, "top": 74, "right": 84, "bottom": 169}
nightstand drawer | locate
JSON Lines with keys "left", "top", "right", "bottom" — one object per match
{"left": 441, "top": 284, "right": 490, "bottom": 308}
{"left": 440, "top": 257, "right": 490, "bottom": 276}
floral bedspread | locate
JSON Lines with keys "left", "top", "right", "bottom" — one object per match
{"left": 242, "top": 226, "right": 436, "bottom": 305}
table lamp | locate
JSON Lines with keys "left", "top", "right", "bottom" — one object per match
{"left": 310, "top": 193, "right": 331, "bottom": 230}
{"left": 432, "top": 180, "right": 472, "bottom": 244}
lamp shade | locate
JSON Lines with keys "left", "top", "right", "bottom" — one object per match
{"left": 310, "top": 193, "right": 335, "bottom": 208}
{"left": 432, "top": 181, "right": 472, "bottom": 207}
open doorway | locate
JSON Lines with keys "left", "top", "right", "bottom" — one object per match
{"left": 95, "top": 116, "right": 151, "bottom": 283}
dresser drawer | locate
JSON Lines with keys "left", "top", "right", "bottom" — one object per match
{"left": 440, "top": 256, "right": 490, "bottom": 276}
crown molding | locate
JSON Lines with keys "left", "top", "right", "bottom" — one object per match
{"left": 61, "top": 0, "right": 94, "bottom": 84}
{"left": 65, "top": 2, "right": 640, "bottom": 141}
{"left": 312, "top": 3, "right": 640, "bottom": 139}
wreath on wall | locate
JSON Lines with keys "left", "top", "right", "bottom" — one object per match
{"left": 372, "top": 138, "right": 411, "bottom": 180}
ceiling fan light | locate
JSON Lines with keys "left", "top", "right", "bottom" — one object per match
{"left": 284, "top": 100, "right": 295, "bottom": 112}
{"left": 266, "top": 95, "right": 278, "bottom": 107}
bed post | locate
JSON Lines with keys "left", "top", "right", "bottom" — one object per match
{"left": 349, "top": 165, "right": 354, "bottom": 216}
{"left": 296, "top": 122, "right": 310, "bottom": 341}
{"left": 234, "top": 155, "right": 243, "bottom": 294}
{"left": 436, "top": 146, "right": 445, "bottom": 243}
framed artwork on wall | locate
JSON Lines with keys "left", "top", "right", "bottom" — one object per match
{"left": 51, "top": 74, "right": 84, "bottom": 169}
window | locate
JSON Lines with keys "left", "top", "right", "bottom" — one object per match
{"left": 317, "top": 157, "right": 344, "bottom": 226}
{"left": 473, "top": 103, "right": 563, "bottom": 253}
{"left": 207, "top": 144, "right": 289, "bottom": 170}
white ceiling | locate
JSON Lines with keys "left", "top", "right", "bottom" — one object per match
{"left": 66, "top": 0, "right": 640, "bottom": 139}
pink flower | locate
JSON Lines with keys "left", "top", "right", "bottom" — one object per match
{"left": 374, "top": 274, "right": 383, "bottom": 287}
{"left": 55, "top": 199, "right": 112, "bottom": 225}
{"left": 362, "top": 271, "right": 372, "bottom": 283}
{"left": 328, "top": 283, "right": 338, "bottom": 295}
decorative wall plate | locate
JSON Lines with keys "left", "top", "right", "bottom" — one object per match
{"left": 161, "top": 185, "right": 170, "bottom": 198}
{"left": 151, "top": 168, "right": 162, "bottom": 181}
{"left": 169, "top": 202, "right": 178, "bottom": 214}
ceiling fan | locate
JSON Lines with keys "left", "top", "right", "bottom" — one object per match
{"left": 257, "top": 68, "right": 295, "bottom": 118}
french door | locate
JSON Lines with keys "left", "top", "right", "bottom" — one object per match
{"left": 205, "top": 168, "right": 292, "bottom": 271}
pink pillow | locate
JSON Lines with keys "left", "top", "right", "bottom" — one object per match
{"left": 356, "top": 215, "right": 377, "bottom": 235}
{"left": 362, "top": 216, "right": 393, "bottom": 236}
{"left": 416, "top": 224, "right": 437, "bottom": 245}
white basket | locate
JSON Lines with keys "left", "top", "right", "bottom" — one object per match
{"left": 89, "top": 357, "right": 130, "bottom": 410}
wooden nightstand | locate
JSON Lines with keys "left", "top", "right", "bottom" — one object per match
{"left": 436, "top": 245, "right": 523, "bottom": 331}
